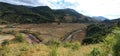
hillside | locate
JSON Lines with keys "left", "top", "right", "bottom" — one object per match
{"left": 53, "top": 9, "right": 99, "bottom": 23}
{"left": 31, "top": 6, "right": 55, "bottom": 22}
{"left": 0, "top": 2, "right": 54, "bottom": 24}
{"left": 0, "top": 24, "right": 120, "bottom": 56}
{"left": 111, "top": 18, "right": 120, "bottom": 23}
{"left": 0, "top": 2, "right": 101, "bottom": 24}
{"left": 103, "top": 18, "right": 120, "bottom": 27}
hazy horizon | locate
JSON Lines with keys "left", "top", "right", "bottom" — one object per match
{"left": 0, "top": 0, "right": 120, "bottom": 19}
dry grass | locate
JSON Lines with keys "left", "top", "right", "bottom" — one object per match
{"left": 0, "top": 42, "right": 100, "bottom": 56}
{"left": 1, "top": 23, "right": 86, "bottom": 43}
{"left": 0, "top": 23, "right": 90, "bottom": 56}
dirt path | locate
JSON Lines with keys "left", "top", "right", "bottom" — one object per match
{"left": 22, "top": 33, "right": 41, "bottom": 44}
{"left": 62, "top": 29, "right": 86, "bottom": 43}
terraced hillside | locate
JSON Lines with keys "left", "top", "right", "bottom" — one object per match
{"left": 0, "top": 23, "right": 87, "bottom": 43}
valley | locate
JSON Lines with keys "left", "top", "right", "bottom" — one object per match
{"left": 0, "top": 23, "right": 86, "bottom": 44}
{"left": 0, "top": 2, "right": 120, "bottom": 56}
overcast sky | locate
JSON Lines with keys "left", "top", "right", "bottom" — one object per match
{"left": 0, "top": 0, "right": 120, "bottom": 19}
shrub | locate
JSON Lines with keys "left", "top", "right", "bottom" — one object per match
{"left": 13, "top": 33, "right": 24, "bottom": 42}
{"left": 113, "top": 34, "right": 120, "bottom": 56}
{"left": 99, "top": 33, "right": 115, "bottom": 56}
{"left": 63, "top": 42, "right": 73, "bottom": 48}
{"left": 71, "top": 42, "right": 81, "bottom": 50}
{"left": 89, "top": 48, "right": 100, "bottom": 56}
{"left": 63, "top": 42, "right": 81, "bottom": 50}
{"left": 49, "top": 47, "right": 57, "bottom": 56}
{"left": 46, "top": 40, "right": 61, "bottom": 47}
{"left": 0, "top": 20, "right": 9, "bottom": 24}
{"left": 1, "top": 40, "right": 9, "bottom": 46}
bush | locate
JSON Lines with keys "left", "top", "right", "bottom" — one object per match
{"left": 71, "top": 42, "right": 81, "bottom": 50}
{"left": 113, "top": 34, "right": 120, "bottom": 56}
{"left": 1, "top": 40, "right": 9, "bottom": 46}
{"left": 89, "top": 48, "right": 100, "bottom": 56}
{"left": 46, "top": 40, "right": 61, "bottom": 47}
{"left": 63, "top": 42, "right": 81, "bottom": 50}
{"left": 99, "top": 34, "right": 115, "bottom": 56}
{"left": 0, "top": 20, "right": 9, "bottom": 24}
{"left": 49, "top": 46, "right": 57, "bottom": 56}
{"left": 63, "top": 42, "right": 73, "bottom": 47}
{"left": 13, "top": 33, "right": 24, "bottom": 42}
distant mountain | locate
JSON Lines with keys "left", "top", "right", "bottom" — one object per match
{"left": 103, "top": 19, "right": 111, "bottom": 23}
{"left": 103, "top": 18, "right": 120, "bottom": 24}
{"left": 110, "top": 18, "right": 120, "bottom": 23}
{"left": 92, "top": 16, "right": 108, "bottom": 21}
{"left": 0, "top": 2, "right": 100, "bottom": 24}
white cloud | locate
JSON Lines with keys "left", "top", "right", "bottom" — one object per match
{"left": 0, "top": 0, "right": 120, "bottom": 19}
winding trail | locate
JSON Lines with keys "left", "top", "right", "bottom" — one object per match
{"left": 62, "top": 29, "right": 86, "bottom": 43}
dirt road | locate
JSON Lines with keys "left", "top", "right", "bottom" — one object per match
{"left": 62, "top": 29, "right": 86, "bottom": 43}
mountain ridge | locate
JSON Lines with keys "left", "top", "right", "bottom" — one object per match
{"left": 0, "top": 2, "right": 103, "bottom": 24}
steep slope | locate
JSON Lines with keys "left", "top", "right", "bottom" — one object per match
{"left": 0, "top": 2, "right": 54, "bottom": 24}
{"left": 53, "top": 8, "right": 99, "bottom": 23}
{"left": 31, "top": 6, "right": 55, "bottom": 22}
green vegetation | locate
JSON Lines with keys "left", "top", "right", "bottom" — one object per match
{"left": 83, "top": 24, "right": 112, "bottom": 44}
{"left": 0, "top": 2, "right": 101, "bottom": 24}
{"left": 117, "top": 21, "right": 120, "bottom": 27}
{"left": 49, "top": 46, "right": 57, "bottom": 56}
{"left": 89, "top": 48, "right": 100, "bottom": 56}
{"left": 1, "top": 40, "right": 9, "bottom": 46}
{"left": 1, "top": 2, "right": 120, "bottom": 56}
{"left": 53, "top": 9, "right": 97, "bottom": 23}
{"left": 87, "top": 27, "right": 120, "bottom": 56}
{"left": 13, "top": 33, "right": 24, "bottom": 42}
{"left": 0, "top": 26, "right": 119, "bottom": 56}
{"left": 63, "top": 42, "right": 81, "bottom": 50}
{"left": 46, "top": 40, "right": 81, "bottom": 50}
{"left": 0, "top": 2, "right": 54, "bottom": 24}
